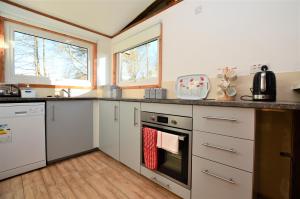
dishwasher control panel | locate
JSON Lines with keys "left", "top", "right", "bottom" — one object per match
{"left": 0, "top": 103, "right": 45, "bottom": 118}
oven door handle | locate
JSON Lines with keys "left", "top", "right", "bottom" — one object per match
{"left": 141, "top": 121, "right": 191, "bottom": 135}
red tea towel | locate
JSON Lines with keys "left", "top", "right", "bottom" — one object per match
{"left": 143, "top": 127, "right": 158, "bottom": 170}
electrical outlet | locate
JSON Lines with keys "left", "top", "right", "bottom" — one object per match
{"left": 250, "top": 64, "right": 264, "bottom": 74}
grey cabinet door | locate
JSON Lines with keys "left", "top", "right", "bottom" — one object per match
{"left": 99, "top": 100, "right": 120, "bottom": 160}
{"left": 46, "top": 100, "right": 93, "bottom": 162}
{"left": 120, "top": 101, "right": 141, "bottom": 173}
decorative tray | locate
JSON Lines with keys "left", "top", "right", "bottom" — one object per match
{"left": 175, "top": 74, "right": 210, "bottom": 100}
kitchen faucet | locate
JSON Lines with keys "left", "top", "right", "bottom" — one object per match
{"left": 61, "top": 88, "right": 71, "bottom": 98}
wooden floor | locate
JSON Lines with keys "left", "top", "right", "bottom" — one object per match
{"left": 0, "top": 151, "right": 180, "bottom": 199}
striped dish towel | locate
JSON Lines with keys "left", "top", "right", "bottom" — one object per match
{"left": 143, "top": 127, "right": 158, "bottom": 170}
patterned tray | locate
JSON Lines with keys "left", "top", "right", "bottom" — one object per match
{"left": 175, "top": 74, "right": 210, "bottom": 100}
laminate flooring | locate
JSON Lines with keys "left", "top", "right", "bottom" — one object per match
{"left": 0, "top": 151, "right": 181, "bottom": 199}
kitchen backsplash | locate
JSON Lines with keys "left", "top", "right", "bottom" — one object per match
{"left": 17, "top": 71, "right": 300, "bottom": 102}
{"left": 112, "top": 71, "right": 300, "bottom": 102}
{"left": 30, "top": 88, "right": 99, "bottom": 98}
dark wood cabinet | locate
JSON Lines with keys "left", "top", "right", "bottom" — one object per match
{"left": 254, "top": 110, "right": 300, "bottom": 199}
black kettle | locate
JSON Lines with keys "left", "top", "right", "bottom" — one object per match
{"left": 252, "top": 65, "right": 276, "bottom": 101}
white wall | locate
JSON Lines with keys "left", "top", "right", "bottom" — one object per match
{"left": 0, "top": 1, "right": 112, "bottom": 86}
{"left": 113, "top": 0, "right": 300, "bottom": 82}
{"left": 298, "top": 0, "right": 300, "bottom": 67}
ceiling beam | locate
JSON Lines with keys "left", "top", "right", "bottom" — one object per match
{"left": 112, "top": 0, "right": 182, "bottom": 38}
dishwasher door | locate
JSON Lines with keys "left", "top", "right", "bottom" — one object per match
{"left": 0, "top": 103, "right": 46, "bottom": 180}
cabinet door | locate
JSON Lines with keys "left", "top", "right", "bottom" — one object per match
{"left": 46, "top": 101, "right": 93, "bottom": 162}
{"left": 99, "top": 100, "right": 120, "bottom": 160}
{"left": 120, "top": 101, "right": 141, "bottom": 173}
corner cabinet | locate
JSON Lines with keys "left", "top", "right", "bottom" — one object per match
{"left": 99, "top": 100, "right": 120, "bottom": 160}
{"left": 46, "top": 100, "right": 93, "bottom": 162}
{"left": 120, "top": 101, "right": 141, "bottom": 173}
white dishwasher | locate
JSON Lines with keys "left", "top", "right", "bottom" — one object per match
{"left": 0, "top": 102, "right": 46, "bottom": 180}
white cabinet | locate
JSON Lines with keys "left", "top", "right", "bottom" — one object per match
{"left": 193, "top": 106, "right": 255, "bottom": 140}
{"left": 120, "top": 101, "right": 141, "bottom": 173}
{"left": 192, "top": 106, "right": 255, "bottom": 199}
{"left": 99, "top": 100, "right": 120, "bottom": 160}
{"left": 193, "top": 131, "right": 254, "bottom": 172}
{"left": 192, "top": 157, "right": 253, "bottom": 199}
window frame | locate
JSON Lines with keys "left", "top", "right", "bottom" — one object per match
{"left": 0, "top": 18, "right": 4, "bottom": 83}
{"left": 2, "top": 18, "right": 97, "bottom": 89}
{"left": 113, "top": 36, "right": 162, "bottom": 89}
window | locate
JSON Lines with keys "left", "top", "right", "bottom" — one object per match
{"left": 112, "top": 23, "right": 161, "bottom": 88}
{"left": 15, "top": 31, "right": 89, "bottom": 80}
{"left": 5, "top": 21, "right": 96, "bottom": 88}
{"left": 116, "top": 39, "right": 160, "bottom": 87}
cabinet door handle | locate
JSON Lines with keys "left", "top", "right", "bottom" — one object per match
{"left": 202, "top": 170, "right": 236, "bottom": 184}
{"left": 52, "top": 105, "right": 55, "bottom": 121}
{"left": 151, "top": 177, "right": 170, "bottom": 189}
{"left": 202, "top": 142, "right": 237, "bottom": 153}
{"left": 133, "top": 107, "right": 138, "bottom": 126}
{"left": 114, "top": 105, "right": 118, "bottom": 121}
{"left": 202, "top": 116, "right": 237, "bottom": 122}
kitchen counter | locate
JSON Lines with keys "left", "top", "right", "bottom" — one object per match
{"left": 99, "top": 98, "right": 300, "bottom": 110}
{"left": 0, "top": 97, "right": 98, "bottom": 103}
{"left": 0, "top": 97, "right": 299, "bottom": 110}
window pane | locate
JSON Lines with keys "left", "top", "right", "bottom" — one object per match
{"left": 14, "top": 31, "right": 88, "bottom": 81}
{"left": 119, "top": 39, "right": 159, "bottom": 84}
{"left": 147, "top": 40, "right": 158, "bottom": 79}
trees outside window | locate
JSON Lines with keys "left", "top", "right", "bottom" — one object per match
{"left": 14, "top": 31, "right": 88, "bottom": 81}
{"left": 4, "top": 21, "right": 96, "bottom": 88}
{"left": 117, "top": 39, "right": 159, "bottom": 87}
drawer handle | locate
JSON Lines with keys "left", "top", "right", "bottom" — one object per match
{"left": 202, "top": 142, "right": 237, "bottom": 154}
{"left": 202, "top": 169, "right": 236, "bottom": 184}
{"left": 151, "top": 177, "right": 170, "bottom": 189}
{"left": 202, "top": 116, "right": 237, "bottom": 122}
{"left": 15, "top": 111, "right": 27, "bottom": 115}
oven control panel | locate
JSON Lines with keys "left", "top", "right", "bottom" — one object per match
{"left": 141, "top": 111, "right": 192, "bottom": 130}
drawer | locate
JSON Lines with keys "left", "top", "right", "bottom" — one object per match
{"left": 141, "top": 166, "right": 191, "bottom": 199}
{"left": 193, "top": 131, "right": 254, "bottom": 172}
{"left": 193, "top": 106, "right": 255, "bottom": 140}
{"left": 192, "top": 156, "right": 253, "bottom": 199}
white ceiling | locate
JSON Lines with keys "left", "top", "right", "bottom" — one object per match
{"left": 8, "top": 0, "right": 155, "bottom": 37}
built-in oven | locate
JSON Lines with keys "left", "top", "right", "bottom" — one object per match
{"left": 141, "top": 111, "right": 192, "bottom": 189}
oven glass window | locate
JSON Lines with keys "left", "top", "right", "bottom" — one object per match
{"left": 157, "top": 135, "right": 189, "bottom": 185}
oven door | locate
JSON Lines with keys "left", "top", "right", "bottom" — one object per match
{"left": 142, "top": 122, "right": 192, "bottom": 188}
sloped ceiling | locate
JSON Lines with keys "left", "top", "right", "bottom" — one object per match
{"left": 7, "top": 0, "right": 155, "bottom": 36}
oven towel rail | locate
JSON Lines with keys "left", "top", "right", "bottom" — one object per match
{"left": 143, "top": 127, "right": 158, "bottom": 170}
{"left": 157, "top": 131, "right": 179, "bottom": 154}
